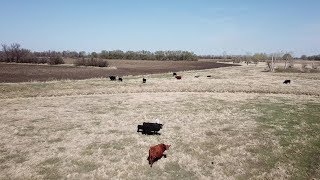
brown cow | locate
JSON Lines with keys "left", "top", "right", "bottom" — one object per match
{"left": 147, "top": 143, "right": 170, "bottom": 167}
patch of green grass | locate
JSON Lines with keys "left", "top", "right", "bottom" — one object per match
{"left": 0, "top": 165, "right": 10, "bottom": 170}
{"left": 275, "top": 68, "right": 303, "bottom": 73}
{"left": 82, "top": 138, "right": 137, "bottom": 156}
{"left": 163, "top": 162, "right": 197, "bottom": 179}
{"left": 92, "top": 121, "right": 101, "bottom": 126}
{"left": 0, "top": 152, "right": 27, "bottom": 164}
{"left": 54, "top": 123, "right": 81, "bottom": 132}
{"left": 57, "top": 147, "right": 66, "bottom": 152}
{"left": 30, "top": 83, "right": 51, "bottom": 90}
{"left": 37, "top": 166, "right": 62, "bottom": 180}
{"left": 38, "top": 157, "right": 61, "bottom": 166}
{"left": 245, "top": 101, "right": 320, "bottom": 179}
{"left": 71, "top": 159, "right": 100, "bottom": 173}
{"left": 36, "top": 157, "right": 62, "bottom": 180}
{"left": 15, "top": 125, "right": 36, "bottom": 137}
{"left": 48, "top": 138, "right": 63, "bottom": 144}
{"left": 108, "top": 129, "right": 121, "bottom": 133}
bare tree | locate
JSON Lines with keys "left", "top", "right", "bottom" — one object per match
{"left": 1, "top": 44, "right": 11, "bottom": 61}
{"left": 79, "top": 51, "right": 86, "bottom": 58}
{"left": 283, "top": 52, "right": 293, "bottom": 69}
{"left": 300, "top": 55, "right": 307, "bottom": 60}
{"left": 252, "top": 53, "right": 268, "bottom": 65}
{"left": 10, "top": 43, "right": 22, "bottom": 62}
{"left": 268, "top": 53, "right": 279, "bottom": 72}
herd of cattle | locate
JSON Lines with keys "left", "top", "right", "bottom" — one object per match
{"left": 109, "top": 73, "right": 291, "bottom": 84}
{"left": 108, "top": 72, "right": 219, "bottom": 83}
{"left": 107, "top": 72, "right": 291, "bottom": 167}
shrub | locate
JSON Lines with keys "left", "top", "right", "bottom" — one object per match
{"left": 311, "top": 62, "right": 319, "bottom": 69}
{"left": 38, "top": 57, "right": 49, "bottom": 64}
{"left": 18, "top": 53, "right": 42, "bottom": 64}
{"left": 74, "top": 58, "right": 108, "bottom": 67}
{"left": 74, "top": 58, "right": 86, "bottom": 66}
{"left": 0, "top": 52, "right": 6, "bottom": 62}
{"left": 48, "top": 56, "right": 64, "bottom": 65}
{"left": 301, "top": 62, "right": 308, "bottom": 70}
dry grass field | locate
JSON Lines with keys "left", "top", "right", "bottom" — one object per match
{"left": 0, "top": 62, "right": 319, "bottom": 179}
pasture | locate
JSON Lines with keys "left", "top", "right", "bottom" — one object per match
{"left": 0, "top": 63, "right": 319, "bottom": 179}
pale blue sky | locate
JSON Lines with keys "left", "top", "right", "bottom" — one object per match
{"left": 1, "top": 0, "right": 319, "bottom": 56}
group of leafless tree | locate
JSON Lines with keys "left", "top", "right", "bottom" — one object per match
{"left": 98, "top": 50, "right": 198, "bottom": 61}
{"left": 0, "top": 43, "right": 198, "bottom": 66}
{"left": 0, "top": 43, "right": 64, "bottom": 65}
{"left": 1, "top": 43, "right": 319, "bottom": 70}
{"left": 301, "top": 54, "right": 320, "bottom": 61}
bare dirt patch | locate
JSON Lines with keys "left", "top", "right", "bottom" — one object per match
{"left": 0, "top": 60, "right": 237, "bottom": 83}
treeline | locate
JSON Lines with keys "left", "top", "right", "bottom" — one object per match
{"left": 0, "top": 43, "right": 198, "bottom": 67}
{"left": 1, "top": 43, "right": 319, "bottom": 67}
{"left": 301, "top": 55, "right": 320, "bottom": 61}
{"left": 0, "top": 43, "right": 64, "bottom": 65}
{"left": 33, "top": 50, "right": 198, "bottom": 61}
{"left": 199, "top": 53, "right": 320, "bottom": 61}
{"left": 198, "top": 55, "right": 233, "bottom": 59}
{"left": 36, "top": 49, "right": 198, "bottom": 61}
{"left": 98, "top": 50, "right": 198, "bottom": 61}
{"left": 199, "top": 53, "right": 272, "bottom": 63}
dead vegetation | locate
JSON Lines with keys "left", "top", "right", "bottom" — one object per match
{"left": 0, "top": 63, "right": 319, "bottom": 179}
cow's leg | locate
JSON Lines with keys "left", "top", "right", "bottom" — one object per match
{"left": 148, "top": 157, "right": 154, "bottom": 167}
{"left": 163, "top": 154, "right": 167, "bottom": 158}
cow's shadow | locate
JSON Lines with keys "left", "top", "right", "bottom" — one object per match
{"left": 138, "top": 130, "right": 161, "bottom": 135}
{"left": 147, "top": 154, "right": 167, "bottom": 165}
{"left": 144, "top": 132, "right": 161, "bottom": 135}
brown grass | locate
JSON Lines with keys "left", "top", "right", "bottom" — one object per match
{"left": 0, "top": 63, "right": 319, "bottom": 179}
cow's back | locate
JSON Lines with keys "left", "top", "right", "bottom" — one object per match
{"left": 149, "top": 144, "right": 165, "bottom": 158}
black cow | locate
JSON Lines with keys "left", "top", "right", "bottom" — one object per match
{"left": 109, "top": 76, "right": 116, "bottom": 81}
{"left": 173, "top": 72, "right": 177, "bottom": 76}
{"left": 143, "top": 78, "right": 146, "bottom": 83}
{"left": 137, "top": 122, "right": 163, "bottom": 135}
{"left": 207, "top": 75, "right": 212, "bottom": 78}
{"left": 175, "top": 76, "right": 181, "bottom": 80}
{"left": 118, "top": 77, "right": 123, "bottom": 82}
{"left": 283, "top": 80, "right": 291, "bottom": 84}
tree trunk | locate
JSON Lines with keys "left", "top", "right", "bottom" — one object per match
{"left": 284, "top": 60, "right": 288, "bottom": 69}
{"left": 271, "top": 56, "right": 275, "bottom": 72}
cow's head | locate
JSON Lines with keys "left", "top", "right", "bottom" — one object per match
{"left": 165, "top": 144, "right": 171, "bottom": 150}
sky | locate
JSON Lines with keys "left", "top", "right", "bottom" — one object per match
{"left": 0, "top": 0, "right": 320, "bottom": 56}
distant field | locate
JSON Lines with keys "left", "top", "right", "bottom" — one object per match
{"left": 0, "top": 63, "right": 319, "bottom": 179}
{"left": 0, "top": 60, "right": 237, "bottom": 83}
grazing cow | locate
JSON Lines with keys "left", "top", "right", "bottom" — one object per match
{"left": 143, "top": 78, "right": 146, "bottom": 83}
{"left": 109, "top": 76, "right": 116, "bottom": 81}
{"left": 283, "top": 80, "right": 291, "bottom": 84}
{"left": 195, "top": 75, "right": 200, "bottom": 78}
{"left": 207, "top": 75, "right": 212, "bottom": 78}
{"left": 118, "top": 77, "right": 123, "bottom": 82}
{"left": 173, "top": 72, "right": 177, "bottom": 76}
{"left": 175, "top": 75, "right": 182, "bottom": 80}
{"left": 137, "top": 122, "right": 163, "bottom": 135}
{"left": 148, "top": 144, "right": 170, "bottom": 167}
